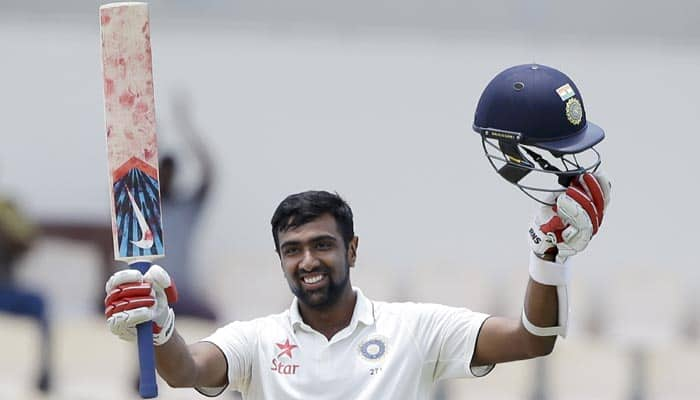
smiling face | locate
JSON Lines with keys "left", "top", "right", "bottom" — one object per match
{"left": 277, "top": 213, "right": 358, "bottom": 310}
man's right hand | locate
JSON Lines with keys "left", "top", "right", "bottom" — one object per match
{"left": 104, "top": 265, "right": 178, "bottom": 346}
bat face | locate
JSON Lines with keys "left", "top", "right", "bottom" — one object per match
{"left": 100, "top": 3, "right": 164, "bottom": 261}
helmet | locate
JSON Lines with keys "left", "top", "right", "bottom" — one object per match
{"left": 473, "top": 64, "right": 604, "bottom": 204}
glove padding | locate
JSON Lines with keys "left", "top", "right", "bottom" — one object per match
{"left": 529, "top": 172, "right": 611, "bottom": 263}
{"left": 104, "top": 265, "right": 178, "bottom": 346}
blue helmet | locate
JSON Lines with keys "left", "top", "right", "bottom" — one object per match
{"left": 473, "top": 64, "right": 604, "bottom": 203}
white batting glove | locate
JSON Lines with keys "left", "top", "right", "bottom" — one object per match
{"left": 529, "top": 172, "right": 611, "bottom": 263}
{"left": 104, "top": 265, "right": 178, "bottom": 346}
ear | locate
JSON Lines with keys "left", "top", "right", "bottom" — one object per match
{"left": 347, "top": 236, "right": 359, "bottom": 268}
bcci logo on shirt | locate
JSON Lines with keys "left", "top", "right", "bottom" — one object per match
{"left": 358, "top": 335, "right": 388, "bottom": 362}
{"left": 270, "top": 338, "right": 300, "bottom": 375}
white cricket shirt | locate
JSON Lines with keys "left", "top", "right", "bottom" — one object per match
{"left": 197, "top": 288, "right": 493, "bottom": 399}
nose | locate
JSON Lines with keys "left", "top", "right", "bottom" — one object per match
{"left": 298, "top": 248, "right": 319, "bottom": 271}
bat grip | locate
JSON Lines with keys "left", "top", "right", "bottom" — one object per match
{"left": 131, "top": 260, "right": 158, "bottom": 398}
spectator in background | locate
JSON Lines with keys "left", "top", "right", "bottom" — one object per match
{"left": 39, "top": 221, "right": 114, "bottom": 311}
{"left": 0, "top": 196, "right": 51, "bottom": 392}
{"left": 158, "top": 92, "right": 217, "bottom": 321}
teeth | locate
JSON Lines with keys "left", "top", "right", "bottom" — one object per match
{"left": 303, "top": 275, "right": 323, "bottom": 284}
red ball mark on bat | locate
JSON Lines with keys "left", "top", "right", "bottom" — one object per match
{"left": 132, "top": 109, "right": 153, "bottom": 128}
{"left": 124, "top": 130, "right": 135, "bottom": 140}
{"left": 101, "top": 14, "right": 111, "bottom": 26}
{"left": 106, "top": 126, "right": 113, "bottom": 137}
{"left": 144, "top": 148, "right": 156, "bottom": 161}
{"left": 119, "top": 91, "right": 136, "bottom": 108}
{"left": 142, "top": 21, "right": 150, "bottom": 41}
{"left": 134, "top": 101, "right": 149, "bottom": 114}
{"left": 104, "top": 78, "right": 115, "bottom": 97}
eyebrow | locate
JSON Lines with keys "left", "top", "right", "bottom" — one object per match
{"left": 279, "top": 234, "right": 338, "bottom": 250}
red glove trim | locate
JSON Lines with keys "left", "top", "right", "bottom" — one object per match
{"left": 105, "top": 296, "right": 155, "bottom": 318}
{"left": 565, "top": 186, "right": 600, "bottom": 235}
{"left": 578, "top": 173, "right": 605, "bottom": 226}
{"left": 164, "top": 285, "right": 178, "bottom": 304}
{"left": 104, "top": 282, "right": 152, "bottom": 306}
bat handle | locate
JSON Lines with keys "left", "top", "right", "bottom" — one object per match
{"left": 131, "top": 260, "right": 158, "bottom": 398}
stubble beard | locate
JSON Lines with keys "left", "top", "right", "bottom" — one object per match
{"left": 291, "top": 262, "right": 350, "bottom": 311}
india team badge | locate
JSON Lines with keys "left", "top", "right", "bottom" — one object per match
{"left": 565, "top": 98, "right": 583, "bottom": 125}
{"left": 358, "top": 335, "right": 389, "bottom": 362}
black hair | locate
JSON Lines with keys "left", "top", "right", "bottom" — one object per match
{"left": 271, "top": 191, "right": 354, "bottom": 252}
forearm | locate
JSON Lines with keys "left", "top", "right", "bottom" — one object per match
{"left": 472, "top": 256, "right": 567, "bottom": 365}
{"left": 155, "top": 329, "right": 198, "bottom": 387}
{"left": 521, "top": 278, "right": 558, "bottom": 356}
{"left": 471, "top": 279, "right": 558, "bottom": 365}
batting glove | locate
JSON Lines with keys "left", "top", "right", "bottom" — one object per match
{"left": 104, "top": 265, "right": 178, "bottom": 346}
{"left": 529, "top": 171, "right": 611, "bottom": 263}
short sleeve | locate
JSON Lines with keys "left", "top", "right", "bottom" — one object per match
{"left": 408, "top": 303, "right": 493, "bottom": 381}
{"left": 195, "top": 320, "right": 258, "bottom": 396}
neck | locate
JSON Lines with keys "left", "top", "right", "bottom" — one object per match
{"left": 298, "top": 285, "right": 356, "bottom": 340}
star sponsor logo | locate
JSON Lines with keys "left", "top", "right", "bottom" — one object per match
{"left": 275, "top": 338, "right": 298, "bottom": 359}
{"left": 270, "top": 338, "right": 300, "bottom": 375}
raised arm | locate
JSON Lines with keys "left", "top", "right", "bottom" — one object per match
{"left": 472, "top": 276, "right": 558, "bottom": 366}
{"left": 104, "top": 265, "right": 227, "bottom": 388}
{"left": 472, "top": 172, "right": 611, "bottom": 366}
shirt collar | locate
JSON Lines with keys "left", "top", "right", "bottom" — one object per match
{"left": 289, "top": 287, "right": 375, "bottom": 331}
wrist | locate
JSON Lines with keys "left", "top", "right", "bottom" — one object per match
{"left": 529, "top": 251, "right": 571, "bottom": 286}
{"left": 153, "top": 308, "right": 175, "bottom": 346}
{"left": 535, "top": 252, "right": 556, "bottom": 262}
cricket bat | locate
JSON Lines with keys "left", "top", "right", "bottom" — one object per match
{"left": 100, "top": 3, "right": 164, "bottom": 398}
